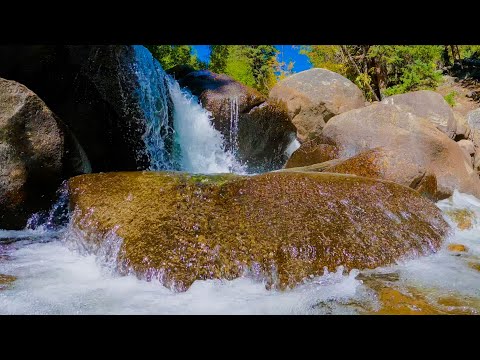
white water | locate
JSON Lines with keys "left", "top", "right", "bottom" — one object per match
{"left": 132, "top": 45, "right": 175, "bottom": 170}
{"left": 229, "top": 97, "right": 239, "bottom": 154}
{"left": 168, "top": 79, "right": 245, "bottom": 174}
{"left": 284, "top": 136, "right": 301, "bottom": 158}
{"left": 1, "top": 191, "right": 480, "bottom": 314}
{"left": 132, "top": 45, "right": 244, "bottom": 174}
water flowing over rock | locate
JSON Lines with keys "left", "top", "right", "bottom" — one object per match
{"left": 381, "top": 90, "right": 457, "bottom": 138}
{"left": 177, "top": 70, "right": 297, "bottom": 171}
{"left": 269, "top": 68, "right": 366, "bottom": 141}
{"left": 68, "top": 171, "right": 449, "bottom": 292}
{"left": 0, "top": 45, "right": 175, "bottom": 172}
{"left": 167, "top": 79, "right": 244, "bottom": 174}
{"left": 292, "top": 103, "right": 480, "bottom": 200}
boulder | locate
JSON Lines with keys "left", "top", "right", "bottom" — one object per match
{"left": 467, "top": 108, "right": 480, "bottom": 131}
{"left": 0, "top": 78, "right": 88, "bottom": 229}
{"left": 0, "top": 45, "right": 174, "bottom": 172}
{"left": 69, "top": 171, "right": 449, "bottom": 292}
{"left": 453, "top": 112, "right": 471, "bottom": 140}
{"left": 382, "top": 90, "right": 457, "bottom": 138}
{"left": 318, "top": 103, "right": 480, "bottom": 199}
{"left": 269, "top": 68, "right": 365, "bottom": 141}
{"left": 239, "top": 100, "right": 298, "bottom": 171}
{"left": 284, "top": 148, "right": 440, "bottom": 200}
{"left": 178, "top": 70, "right": 296, "bottom": 171}
{"left": 284, "top": 136, "right": 338, "bottom": 168}
{"left": 474, "top": 142, "right": 480, "bottom": 172}
{"left": 457, "top": 139, "right": 475, "bottom": 165}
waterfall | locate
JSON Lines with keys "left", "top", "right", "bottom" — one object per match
{"left": 132, "top": 46, "right": 244, "bottom": 174}
{"left": 132, "top": 45, "right": 176, "bottom": 171}
{"left": 168, "top": 80, "right": 245, "bottom": 174}
{"left": 229, "top": 97, "right": 239, "bottom": 155}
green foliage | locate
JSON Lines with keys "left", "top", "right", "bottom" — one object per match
{"left": 369, "top": 45, "right": 443, "bottom": 96}
{"left": 300, "top": 45, "right": 347, "bottom": 75}
{"left": 209, "top": 45, "right": 230, "bottom": 73}
{"left": 459, "top": 45, "right": 480, "bottom": 59}
{"left": 301, "top": 45, "right": 444, "bottom": 99}
{"left": 444, "top": 90, "right": 457, "bottom": 107}
{"left": 209, "top": 45, "right": 278, "bottom": 94}
{"left": 224, "top": 46, "right": 256, "bottom": 88}
{"left": 146, "top": 45, "right": 207, "bottom": 71}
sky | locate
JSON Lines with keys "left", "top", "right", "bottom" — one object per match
{"left": 191, "top": 45, "right": 312, "bottom": 73}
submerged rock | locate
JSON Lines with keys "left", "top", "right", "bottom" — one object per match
{"left": 444, "top": 208, "right": 475, "bottom": 230}
{"left": 447, "top": 244, "right": 468, "bottom": 252}
{"left": 0, "top": 274, "right": 16, "bottom": 290}
{"left": 69, "top": 171, "right": 449, "bottom": 292}
{"left": 269, "top": 68, "right": 365, "bottom": 141}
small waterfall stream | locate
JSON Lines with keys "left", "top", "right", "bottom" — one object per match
{"left": 132, "top": 45, "right": 175, "bottom": 171}
{"left": 229, "top": 97, "right": 240, "bottom": 155}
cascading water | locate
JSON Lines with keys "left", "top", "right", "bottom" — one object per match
{"left": 132, "top": 45, "right": 243, "bottom": 174}
{"left": 229, "top": 97, "right": 240, "bottom": 155}
{"left": 168, "top": 80, "right": 245, "bottom": 174}
{"left": 132, "top": 45, "right": 176, "bottom": 171}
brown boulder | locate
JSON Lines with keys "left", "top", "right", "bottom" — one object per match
{"left": 454, "top": 112, "right": 471, "bottom": 140}
{"left": 319, "top": 103, "right": 480, "bottom": 199}
{"left": 284, "top": 136, "right": 338, "bottom": 168}
{"left": 1, "top": 78, "right": 62, "bottom": 228}
{"left": 284, "top": 147, "right": 441, "bottom": 200}
{"left": 69, "top": 171, "right": 448, "bottom": 292}
{"left": 269, "top": 68, "right": 365, "bottom": 141}
{"left": 382, "top": 90, "right": 457, "bottom": 138}
{"left": 457, "top": 139, "right": 475, "bottom": 166}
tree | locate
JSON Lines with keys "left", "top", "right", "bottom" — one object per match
{"left": 146, "top": 45, "right": 206, "bottom": 71}
{"left": 208, "top": 45, "right": 278, "bottom": 94}
{"left": 301, "top": 45, "right": 444, "bottom": 100}
{"left": 209, "top": 45, "right": 230, "bottom": 73}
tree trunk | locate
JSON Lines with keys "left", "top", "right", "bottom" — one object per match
{"left": 340, "top": 45, "right": 380, "bottom": 101}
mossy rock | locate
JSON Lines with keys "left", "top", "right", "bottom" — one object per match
{"left": 69, "top": 171, "right": 449, "bottom": 291}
